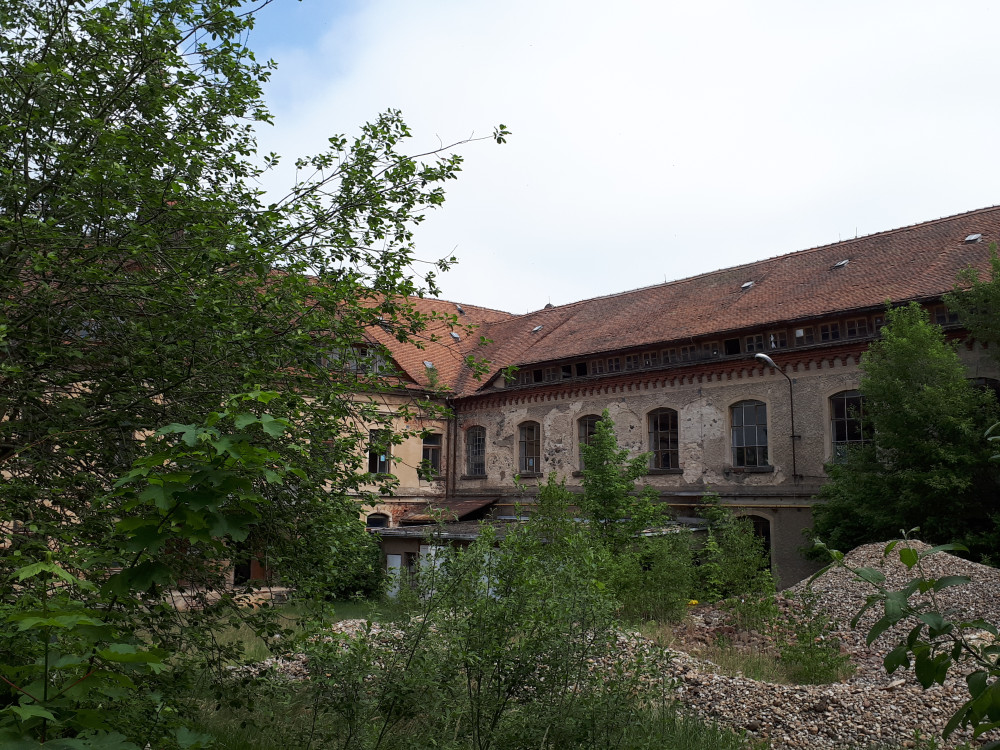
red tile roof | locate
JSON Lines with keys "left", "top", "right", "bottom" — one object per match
{"left": 365, "top": 296, "right": 512, "bottom": 389}
{"left": 381, "top": 207, "right": 1000, "bottom": 397}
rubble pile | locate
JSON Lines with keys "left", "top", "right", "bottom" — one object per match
{"left": 664, "top": 541, "right": 1000, "bottom": 748}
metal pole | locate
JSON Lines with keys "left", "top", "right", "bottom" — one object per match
{"left": 754, "top": 353, "right": 798, "bottom": 482}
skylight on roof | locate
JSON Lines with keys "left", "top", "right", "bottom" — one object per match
{"left": 740, "top": 281, "right": 754, "bottom": 290}
{"left": 423, "top": 360, "right": 434, "bottom": 369}
{"left": 832, "top": 259, "right": 850, "bottom": 269}
{"left": 531, "top": 325, "right": 543, "bottom": 333}
{"left": 449, "top": 331, "right": 461, "bottom": 341}
{"left": 965, "top": 233, "right": 983, "bottom": 244}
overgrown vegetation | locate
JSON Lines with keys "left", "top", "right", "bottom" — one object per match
{"left": 0, "top": 0, "right": 506, "bottom": 745}
{"left": 812, "top": 302, "right": 1000, "bottom": 560}
{"left": 192, "top": 479, "right": 765, "bottom": 750}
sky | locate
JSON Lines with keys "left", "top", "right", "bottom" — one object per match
{"left": 245, "top": 0, "right": 1000, "bottom": 314}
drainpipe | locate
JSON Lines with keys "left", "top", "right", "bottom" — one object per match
{"left": 446, "top": 397, "right": 457, "bottom": 502}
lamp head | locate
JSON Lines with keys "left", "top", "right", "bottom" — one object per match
{"left": 754, "top": 352, "right": 778, "bottom": 369}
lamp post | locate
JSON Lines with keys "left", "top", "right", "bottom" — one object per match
{"left": 754, "top": 352, "right": 799, "bottom": 482}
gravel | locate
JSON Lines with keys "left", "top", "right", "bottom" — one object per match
{"left": 663, "top": 540, "right": 1000, "bottom": 749}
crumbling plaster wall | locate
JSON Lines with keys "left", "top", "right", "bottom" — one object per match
{"left": 457, "top": 356, "right": 874, "bottom": 491}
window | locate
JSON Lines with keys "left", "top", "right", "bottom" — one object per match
{"left": 794, "top": 327, "right": 814, "bottom": 346}
{"left": 678, "top": 345, "right": 696, "bottom": 361}
{"left": 845, "top": 318, "right": 869, "bottom": 338}
{"left": 745, "top": 334, "right": 764, "bottom": 352}
{"left": 724, "top": 338, "right": 741, "bottom": 356}
{"left": 544, "top": 367, "right": 559, "bottom": 382}
{"left": 701, "top": 341, "right": 720, "bottom": 359}
{"left": 349, "top": 346, "right": 386, "bottom": 374}
{"left": 466, "top": 426, "right": 486, "bottom": 476}
{"left": 578, "top": 414, "right": 601, "bottom": 470}
{"left": 532, "top": 369, "right": 544, "bottom": 383}
{"left": 662, "top": 348, "right": 676, "bottom": 363}
{"left": 648, "top": 408, "right": 679, "bottom": 470}
{"left": 643, "top": 351, "right": 659, "bottom": 368}
{"left": 366, "top": 513, "right": 389, "bottom": 528}
{"left": 607, "top": 357, "right": 621, "bottom": 373}
{"left": 873, "top": 315, "right": 886, "bottom": 332}
{"left": 561, "top": 364, "right": 573, "bottom": 379}
{"left": 933, "top": 305, "right": 959, "bottom": 326}
{"left": 518, "top": 422, "right": 541, "bottom": 474}
{"left": 368, "top": 430, "right": 391, "bottom": 475}
{"left": 768, "top": 331, "right": 787, "bottom": 350}
{"left": 831, "top": 390, "right": 866, "bottom": 462}
{"left": 820, "top": 323, "right": 841, "bottom": 342}
{"left": 591, "top": 359, "right": 605, "bottom": 375}
{"left": 731, "top": 400, "right": 768, "bottom": 468}
{"left": 624, "top": 354, "right": 639, "bottom": 371}
{"left": 575, "top": 362, "right": 588, "bottom": 377}
{"left": 421, "top": 433, "right": 442, "bottom": 478}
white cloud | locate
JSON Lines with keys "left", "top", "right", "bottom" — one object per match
{"left": 250, "top": 0, "right": 1000, "bottom": 312}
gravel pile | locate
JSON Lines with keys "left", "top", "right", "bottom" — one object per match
{"left": 665, "top": 540, "right": 1000, "bottom": 749}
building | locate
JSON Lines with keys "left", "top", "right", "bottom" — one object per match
{"left": 363, "top": 207, "right": 1000, "bottom": 587}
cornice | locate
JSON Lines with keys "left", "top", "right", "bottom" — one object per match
{"left": 454, "top": 343, "right": 869, "bottom": 410}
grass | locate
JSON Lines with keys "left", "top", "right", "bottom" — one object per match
{"left": 637, "top": 618, "right": 854, "bottom": 685}
{"left": 194, "top": 691, "right": 764, "bottom": 750}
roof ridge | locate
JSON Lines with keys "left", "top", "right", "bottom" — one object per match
{"left": 515, "top": 204, "right": 1000, "bottom": 316}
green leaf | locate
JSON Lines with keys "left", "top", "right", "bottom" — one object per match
{"left": 853, "top": 566, "right": 886, "bottom": 585}
{"left": 968, "top": 670, "right": 989, "bottom": 698}
{"left": 10, "top": 703, "right": 57, "bottom": 722}
{"left": 921, "top": 543, "right": 970, "bottom": 556}
{"left": 259, "top": 413, "right": 289, "bottom": 437}
{"left": 866, "top": 615, "right": 893, "bottom": 646}
{"left": 932, "top": 575, "right": 971, "bottom": 591}
{"left": 883, "top": 643, "right": 910, "bottom": 673}
{"left": 898, "top": 547, "right": 919, "bottom": 569}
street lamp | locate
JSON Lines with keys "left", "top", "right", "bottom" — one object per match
{"left": 754, "top": 353, "right": 800, "bottom": 482}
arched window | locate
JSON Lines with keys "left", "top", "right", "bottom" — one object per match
{"left": 731, "top": 400, "right": 768, "bottom": 467}
{"left": 465, "top": 426, "right": 486, "bottom": 477}
{"left": 518, "top": 421, "right": 541, "bottom": 474}
{"left": 578, "top": 414, "right": 601, "bottom": 470}
{"left": 831, "top": 390, "right": 866, "bottom": 462}
{"left": 648, "top": 408, "right": 679, "bottom": 470}
{"left": 365, "top": 513, "right": 389, "bottom": 528}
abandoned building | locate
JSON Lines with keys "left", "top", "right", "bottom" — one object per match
{"left": 361, "top": 206, "right": 1000, "bottom": 587}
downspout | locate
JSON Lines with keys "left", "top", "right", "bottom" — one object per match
{"left": 446, "top": 397, "right": 457, "bottom": 502}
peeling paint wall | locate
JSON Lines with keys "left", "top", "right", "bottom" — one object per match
{"left": 451, "top": 346, "right": 1000, "bottom": 587}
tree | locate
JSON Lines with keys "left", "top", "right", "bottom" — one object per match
{"left": 0, "top": 0, "right": 504, "bottom": 744}
{"left": 812, "top": 303, "right": 1000, "bottom": 559}
{"left": 945, "top": 245, "right": 1000, "bottom": 356}
{"left": 578, "top": 411, "right": 663, "bottom": 551}
{"left": 0, "top": 0, "right": 505, "bottom": 590}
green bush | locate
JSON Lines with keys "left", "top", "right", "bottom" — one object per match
{"left": 777, "top": 590, "right": 853, "bottom": 684}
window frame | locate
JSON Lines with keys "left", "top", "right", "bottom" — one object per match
{"left": 518, "top": 421, "right": 542, "bottom": 475}
{"left": 830, "top": 390, "right": 867, "bottom": 462}
{"left": 465, "top": 425, "right": 486, "bottom": 477}
{"left": 421, "top": 433, "right": 442, "bottom": 478}
{"left": 368, "top": 429, "right": 391, "bottom": 475}
{"left": 730, "top": 400, "right": 769, "bottom": 468}
{"left": 577, "top": 414, "right": 602, "bottom": 470}
{"left": 647, "top": 408, "right": 680, "bottom": 471}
